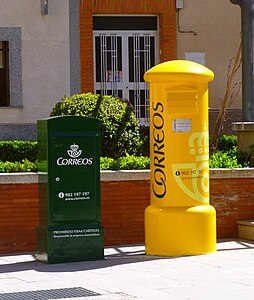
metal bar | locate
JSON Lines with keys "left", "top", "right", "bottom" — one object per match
{"left": 144, "top": 34, "right": 150, "bottom": 121}
{"left": 230, "top": 0, "right": 254, "bottom": 121}
{"left": 111, "top": 34, "right": 118, "bottom": 97}
{"left": 134, "top": 34, "right": 140, "bottom": 118}
{"left": 241, "top": 0, "right": 254, "bottom": 121}
{"left": 100, "top": 34, "right": 107, "bottom": 95}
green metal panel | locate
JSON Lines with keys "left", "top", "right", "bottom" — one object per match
{"left": 36, "top": 223, "right": 104, "bottom": 264}
{"left": 50, "top": 134, "right": 99, "bottom": 223}
{"left": 36, "top": 116, "right": 104, "bottom": 263}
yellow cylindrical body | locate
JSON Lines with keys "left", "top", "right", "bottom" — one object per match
{"left": 144, "top": 60, "right": 216, "bottom": 256}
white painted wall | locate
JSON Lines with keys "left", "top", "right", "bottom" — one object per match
{"left": 0, "top": 0, "right": 70, "bottom": 124}
{"left": 177, "top": 0, "right": 241, "bottom": 109}
{"left": 0, "top": 0, "right": 243, "bottom": 127}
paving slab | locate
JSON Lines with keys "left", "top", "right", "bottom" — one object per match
{"left": 0, "top": 239, "right": 253, "bottom": 300}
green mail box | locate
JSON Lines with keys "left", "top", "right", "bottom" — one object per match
{"left": 36, "top": 116, "right": 104, "bottom": 263}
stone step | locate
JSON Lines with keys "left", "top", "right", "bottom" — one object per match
{"left": 237, "top": 220, "right": 254, "bottom": 241}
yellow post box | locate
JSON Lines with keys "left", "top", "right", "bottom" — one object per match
{"left": 144, "top": 60, "right": 216, "bottom": 256}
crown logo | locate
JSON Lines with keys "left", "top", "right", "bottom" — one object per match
{"left": 172, "top": 131, "right": 209, "bottom": 203}
{"left": 189, "top": 132, "right": 209, "bottom": 161}
{"left": 67, "top": 143, "right": 82, "bottom": 158}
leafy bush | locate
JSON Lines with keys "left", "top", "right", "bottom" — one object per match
{"left": 0, "top": 141, "right": 38, "bottom": 162}
{"left": 0, "top": 141, "right": 38, "bottom": 172}
{"left": 114, "top": 155, "right": 150, "bottom": 170}
{"left": 218, "top": 135, "right": 237, "bottom": 152}
{"left": 247, "top": 144, "right": 254, "bottom": 163}
{"left": 100, "top": 157, "right": 115, "bottom": 170}
{"left": 139, "top": 126, "right": 150, "bottom": 156}
{"left": 100, "top": 155, "right": 150, "bottom": 170}
{"left": 0, "top": 159, "right": 38, "bottom": 173}
{"left": 50, "top": 93, "right": 143, "bottom": 158}
{"left": 1, "top": 134, "right": 253, "bottom": 172}
{"left": 209, "top": 150, "right": 242, "bottom": 168}
{"left": 235, "top": 144, "right": 254, "bottom": 167}
{"left": 209, "top": 135, "right": 254, "bottom": 168}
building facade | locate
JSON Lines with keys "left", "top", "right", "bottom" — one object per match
{"left": 0, "top": 0, "right": 80, "bottom": 140}
{"left": 0, "top": 0, "right": 241, "bottom": 140}
{"left": 176, "top": 0, "right": 242, "bottom": 132}
{"left": 80, "top": 0, "right": 176, "bottom": 126}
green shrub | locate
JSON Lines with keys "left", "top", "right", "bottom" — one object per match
{"left": 209, "top": 147, "right": 248, "bottom": 168}
{"left": 218, "top": 135, "right": 237, "bottom": 152}
{"left": 100, "top": 155, "right": 150, "bottom": 170}
{"left": 246, "top": 144, "right": 254, "bottom": 166}
{"left": 114, "top": 155, "right": 150, "bottom": 170}
{"left": 210, "top": 135, "right": 254, "bottom": 168}
{"left": 100, "top": 157, "right": 115, "bottom": 170}
{"left": 50, "top": 93, "right": 143, "bottom": 158}
{"left": 209, "top": 149, "right": 242, "bottom": 168}
{"left": 0, "top": 141, "right": 38, "bottom": 162}
{"left": 0, "top": 159, "right": 38, "bottom": 173}
{"left": 235, "top": 144, "right": 254, "bottom": 167}
{"left": 209, "top": 151, "right": 238, "bottom": 168}
{"left": 139, "top": 126, "right": 150, "bottom": 156}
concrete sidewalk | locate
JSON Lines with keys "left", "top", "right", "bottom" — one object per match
{"left": 0, "top": 239, "right": 253, "bottom": 300}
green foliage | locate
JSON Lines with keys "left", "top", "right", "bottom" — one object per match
{"left": 0, "top": 141, "right": 38, "bottom": 162}
{"left": 100, "top": 155, "right": 150, "bottom": 170}
{"left": 1, "top": 135, "right": 254, "bottom": 172}
{"left": 114, "top": 155, "right": 150, "bottom": 170}
{"left": 0, "top": 159, "right": 38, "bottom": 173}
{"left": 100, "top": 157, "right": 115, "bottom": 170}
{"left": 50, "top": 93, "right": 143, "bottom": 158}
{"left": 139, "top": 126, "right": 150, "bottom": 156}
{"left": 218, "top": 135, "right": 237, "bottom": 152}
{"left": 0, "top": 141, "right": 38, "bottom": 172}
{"left": 236, "top": 144, "right": 254, "bottom": 168}
{"left": 245, "top": 144, "right": 254, "bottom": 165}
{"left": 210, "top": 134, "right": 254, "bottom": 168}
{"left": 209, "top": 150, "right": 242, "bottom": 168}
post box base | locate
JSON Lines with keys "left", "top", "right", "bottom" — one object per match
{"left": 145, "top": 205, "right": 216, "bottom": 256}
{"left": 36, "top": 223, "right": 104, "bottom": 264}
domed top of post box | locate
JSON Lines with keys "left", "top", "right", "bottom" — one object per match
{"left": 144, "top": 60, "right": 214, "bottom": 83}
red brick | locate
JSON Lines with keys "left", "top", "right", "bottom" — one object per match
{"left": 79, "top": 0, "right": 176, "bottom": 93}
{"left": 1, "top": 174, "right": 254, "bottom": 254}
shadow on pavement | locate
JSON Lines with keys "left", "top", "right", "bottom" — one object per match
{"left": 0, "top": 239, "right": 253, "bottom": 274}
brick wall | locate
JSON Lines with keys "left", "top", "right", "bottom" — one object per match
{"left": 79, "top": 0, "right": 177, "bottom": 93}
{"left": 1, "top": 172, "right": 254, "bottom": 254}
{"left": 210, "top": 177, "right": 254, "bottom": 238}
{"left": 0, "top": 184, "right": 38, "bottom": 254}
{"left": 101, "top": 180, "right": 150, "bottom": 246}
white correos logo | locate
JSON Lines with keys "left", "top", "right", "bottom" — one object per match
{"left": 67, "top": 143, "right": 82, "bottom": 158}
{"left": 56, "top": 143, "right": 93, "bottom": 166}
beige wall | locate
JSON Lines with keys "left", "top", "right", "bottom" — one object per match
{"left": 177, "top": 0, "right": 241, "bottom": 109}
{"left": 0, "top": 0, "right": 70, "bottom": 124}
{"left": 0, "top": 0, "right": 243, "bottom": 127}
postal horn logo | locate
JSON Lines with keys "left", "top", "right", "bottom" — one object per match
{"left": 67, "top": 143, "right": 82, "bottom": 158}
{"left": 56, "top": 143, "right": 93, "bottom": 166}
